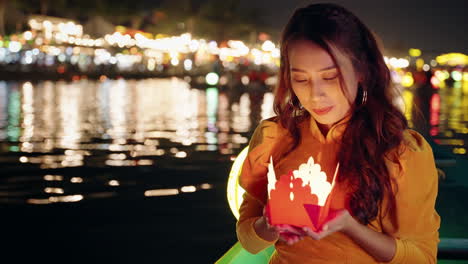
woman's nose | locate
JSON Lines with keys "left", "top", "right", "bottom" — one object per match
{"left": 308, "top": 80, "right": 325, "bottom": 100}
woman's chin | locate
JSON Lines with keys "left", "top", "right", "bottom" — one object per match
{"left": 312, "top": 115, "right": 336, "bottom": 126}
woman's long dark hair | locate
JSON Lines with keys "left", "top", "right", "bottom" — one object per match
{"left": 273, "top": 3, "right": 408, "bottom": 224}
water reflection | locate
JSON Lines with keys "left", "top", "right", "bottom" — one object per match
{"left": 0, "top": 78, "right": 274, "bottom": 204}
{"left": 27, "top": 194, "right": 84, "bottom": 204}
{"left": 1, "top": 74, "right": 467, "bottom": 205}
{"left": 0, "top": 78, "right": 271, "bottom": 165}
{"left": 405, "top": 74, "right": 468, "bottom": 156}
{"left": 144, "top": 183, "right": 213, "bottom": 197}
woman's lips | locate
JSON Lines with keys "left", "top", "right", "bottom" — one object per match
{"left": 312, "top": 106, "right": 333, "bottom": 115}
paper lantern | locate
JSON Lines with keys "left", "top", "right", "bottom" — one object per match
{"left": 266, "top": 156, "right": 339, "bottom": 232}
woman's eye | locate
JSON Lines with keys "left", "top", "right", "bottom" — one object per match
{"left": 323, "top": 74, "right": 339, "bottom": 81}
{"left": 293, "top": 79, "right": 307, "bottom": 83}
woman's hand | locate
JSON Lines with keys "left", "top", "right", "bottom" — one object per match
{"left": 262, "top": 207, "right": 306, "bottom": 245}
{"left": 254, "top": 207, "right": 307, "bottom": 245}
{"left": 302, "top": 209, "right": 355, "bottom": 240}
{"left": 276, "top": 224, "right": 306, "bottom": 245}
{"left": 253, "top": 207, "right": 280, "bottom": 242}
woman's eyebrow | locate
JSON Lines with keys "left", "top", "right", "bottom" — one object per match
{"left": 291, "top": 68, "right": 307, "bottom": 73}
{"left": 291, "top": 65, "right": 337, "bottom": 73}
{"left": 318, "top": 65, "right": 337, "bottom": 72}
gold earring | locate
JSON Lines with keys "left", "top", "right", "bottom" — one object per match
{"left": 362, "top": 89, "right": 367, "bottom": 105}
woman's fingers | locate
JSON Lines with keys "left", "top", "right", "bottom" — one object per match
{"left": 302, "top": 226, "right": 325, "bottom": 240}
{"left": 287, "top": 236, "right": 299, "bottom": 245}
{"left": 279, "top": 232, "right": 303, "bottom": 245}
{"left": 302, "top": 226, "right": 333, "bottom": 240}
{"left": 262, "top": 207, "right": 274, "bottom": 230}
{"left": 277, "top": 224, "right": 304, "bottom": 235}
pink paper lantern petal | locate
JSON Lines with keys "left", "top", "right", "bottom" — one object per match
{"left": 303, "top": 204, "right": 321, "bottom": 231}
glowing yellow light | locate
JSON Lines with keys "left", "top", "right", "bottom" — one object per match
{"left": 8, "top": 41, "right": 22, "bottom": 52}
{"left": 431, "top": 76, "right": 440, "bottom": 88}
{"left": 435, "top": 70, "right": 446, "bottom": 81}
{"left": 175, "top": 151, "right": 187, "bottom": 158}
{"left": 388, "top": 57, "right": 409, "bottom": 68}
{"left": 44, "top": 187, "right": 64, "bottom": 194}
{"left": 439, "top": 80, "right": 446, "bottom": 89}
{"left": 53, "top": 195, "right": 83, "bottom": 203}
{"left": 108, "top": 180, "right": 120, "bottom": 186}
{"left": 219, "top": 76, "right": 228, "bottom": 86}
{"left": 105, "top": 160, "right": 134, "bottom": 166}
{"left": 272, "top": 48, "right": 280, "bottom": 58}
{"left": 129, "top": 47, "right": 138, "bottom": 55}
{"left": 451, "top": 71, "right": 463, "bottom": 81}
{"left": 463, "top": 80, "right": 468, "bottom": 95}
{"left": 43, "top": 20, "right": 52, "bottom": 29}
{"left": 261, "top": 40, "right": 275, "bottom": 52}
{"left": 27, "top": 195, "right": 83, "bottom": 204}
{"left": 170, "top": 57, "right": 179, "bottom": 66}
{"left": 443, "top": 70, "right": 450, "bottom": 80}
{"left": 200, "top": 183, "right": 213, "bottom": 189}
{"left": 401, "top": 72, "right": 414, "bottom": 87}
{"left": 399, "top": 59, "right": 410, "bottom": 68}
{"left": 241, "top": 76, "right": 250, "bottom": 85}
{"left": 109, "top": 153, "right": 126, "bottom": 160}
{"left": 416, "top": 58, "right": 424, "bottom": 71}
{"left": 402, "top": 89, "right": 414, "bottom": 121}
{"left": 227, "top": 147, "right": 249, "bottom": 220}
{"left": 183, "top": 59, "right": 192, "bottom": 71}
{"left": 262, "top": 53, "right": 272, "bottom": 64}
{"left": 206, "top": 72, "right": 219, "bottom": 85}
{"left": 44, "top": 175, "right": 64, "bottom": 181}
{"left": 27, "top": 199, "right": 51, "bottom": 205}
{"left": 409, "top": 48, "right": 422, "bottom": 57}
{"left": 147, "top": 58, "right": 156, "bottom": 71}
{"left": 144, "top": 189, "right": 179, "bottom": 197}
{"left": 70, "top": 177, "right": 83, "bottom": 183}
{"left": 28, "top": 19, "right": 39, "bottom": 29}
{"left": 138, "top": 160, "right": 153, "bottom": 165}
{"left": 436, "top": 53, "right": 468, "bottom": 66}
{"left": 453, "top": 148, "right": 467, "bottom": 155}
{"left": 181, "top": 185, "right": 197, "bottom": 193}
{"left": 23, "top": 31, "right": 33, "bottom": 40}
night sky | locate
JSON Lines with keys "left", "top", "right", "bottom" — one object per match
{"left": 238, "top": 0, "right": 468, "bottom": 54}
{"left": 132, "top": 0, "right": 467, "bottom": 54}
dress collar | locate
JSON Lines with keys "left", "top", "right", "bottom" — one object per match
{"left": 307, "top": 114, "right": 352, "bottom": 144}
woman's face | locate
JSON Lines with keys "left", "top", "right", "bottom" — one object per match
{"left": 288, "top": 39, "right": 359, "bottom": 127}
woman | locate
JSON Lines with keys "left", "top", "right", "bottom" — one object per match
{"left": 236, "top": 3, "right": 440, "bottom": 263}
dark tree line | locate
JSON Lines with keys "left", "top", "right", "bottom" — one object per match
{"left": 2, "top": 0, "right": 274, "bottom": 43}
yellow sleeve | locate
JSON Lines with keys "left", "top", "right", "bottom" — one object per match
{"left": 236, "top": 192, "right": 277, "bottom": 254}
{"left": 236, "top": 119, "right": 278, "bottom": 254}
{"left": 384, "top": 130, "right": 441, "bottom": 264}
